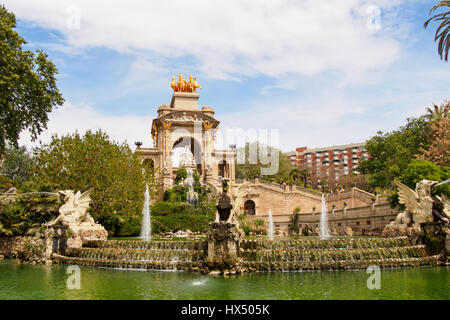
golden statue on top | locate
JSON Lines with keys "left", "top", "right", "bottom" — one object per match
{"left": 170, "top": 73, "right": 201, "bottom": 92}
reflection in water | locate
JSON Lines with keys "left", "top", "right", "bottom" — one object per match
{"left": 192, "top": 278, "right": 208, "bottom": 286}
{"left": 0, "top": 260, "right": 448, "bottom": 300}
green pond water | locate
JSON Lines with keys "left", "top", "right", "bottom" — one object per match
{"left": 0, "top": 259, "right": 448, "bottom": 300}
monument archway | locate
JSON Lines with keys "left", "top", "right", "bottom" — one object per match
{"left": 172, "top": 136, "right": 202, "bottom": 174}
{"left": 136, "top": 74, "right": 236, "bottom": 192}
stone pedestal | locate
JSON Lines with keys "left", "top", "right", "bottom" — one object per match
{"left": 205, "top": 222, "right": 244, "bottom": 274}
{"left": 66, "top": 222, "right": 108, "bottom": 249}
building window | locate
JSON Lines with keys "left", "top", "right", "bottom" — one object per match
{"left": 338, "top": 223, "right": 341, "bottom": 227}
{"left": 356, "top": 221, "right": 360, "bottom": 225}
{"left": 367, "top": 221, "right": 371, "bottom": 225}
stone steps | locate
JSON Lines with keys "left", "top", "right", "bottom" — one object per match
{"left": 240, "top": 237, "right": 411, "bottom": 250}
{"left": 240, "top": 245, "right": 428, "bottom": 262}
{"left": 67, "top": 247, "right": 205, "bottom": 262}
{"left": 51, "top": 237, "right": 444, "bottom": 272}
{"left": 83, "top": 240, "right": 207, "bottom": 251}
{"left": 241, "top": 255, "right": 443, "bottom": 271}
{"left": 52, "top": 254, "right": 203, "bottom": 271}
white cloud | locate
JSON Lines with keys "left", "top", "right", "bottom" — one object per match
{"left": 19, "top": 102, "right": 155, "bottom": 150}
{"left": 4, "top": 0, "right": 405, "bottom": 80}
{"left": 216, "top": 93, "right": 369, "bottom": 151}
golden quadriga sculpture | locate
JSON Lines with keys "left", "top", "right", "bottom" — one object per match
{"left": 170, "top": 74, "right": 201, "bottom": 92}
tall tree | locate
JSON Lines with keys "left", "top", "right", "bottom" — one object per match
{"left": 0, "top": 6, "right": 64, "bottom": 155}
{"left": 298, "top": 169, "right": 310, "bottom": 188}
{"left": 424, "top": 1, "right": 450, "bottom": 61}
{"left": 424, "top": 100, "right": 449, "bottom": 123}
{"left": 235, "top": 142, "right": 293, "bottom": 182}
{"left": 33, "top": 130, "right": 155, "bottom": 236}
{"left": 0, "top": 145, "right": 36, "bottom": 185}
{"left": 418, "top": 115, "right": 450, "bottom": 166}
{"left": 358, "top": 116, "right": 430, "bottom": 190}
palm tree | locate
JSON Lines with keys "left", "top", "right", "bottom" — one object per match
{"left": 299, "top": 169, "right": 310, "bottom": 188}
{"left": 424, "top": 1, "right": 450, "bottom": 61}
{"left": 290, "top": 168, "right": 310, "bottom": 188}
{"left": 424, "top": 101, "right": 449, "bottom": 123}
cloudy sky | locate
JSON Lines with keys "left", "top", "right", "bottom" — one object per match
{"left": 5, "top": 0, "right": 449, "bottom": 152}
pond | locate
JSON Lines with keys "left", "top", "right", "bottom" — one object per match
{"left": 0, "top": 259, "right": 448, "bottom": 300}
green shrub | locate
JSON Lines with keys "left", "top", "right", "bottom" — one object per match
{"left": 0, "top": 176, "right": 14, "bottom": 193}
{"left": 164, "top": 167, "right": 212, "bottom": 204}
{"left": 0, "top": 193, "right": 61, "bottom": 236}
{"left": 289, "top": 224, "right": 298, "bottom": 234}
{"left": 255, "top": 219, "right": 265, "bottom": 227}
{"left": 150, "top": 201, "right": 215, "bottom": 233}
{"left": 302, "top": 227, "right": 309, "bottom": 236}
{"left": 117, "top": 217, "right": 141, "bottom": 237}
{"left": 242, "top": 225, "right": 251, "bottom": 236}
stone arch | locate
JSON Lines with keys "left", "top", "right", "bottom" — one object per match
{"left": 244, "top": 199, "right": 256, "bottom": 215}
{"left": 171, "top": 136, "right": 202, "bottom": 174}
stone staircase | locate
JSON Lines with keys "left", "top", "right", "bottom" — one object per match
{"left": 52, "top": 237, "right": 443, "bottom": 272}
{"left": 239, "top": 237, "right": 442, "bottom": 271}
{"left": 53, "top": 240, "right": 207, "bottom": 271}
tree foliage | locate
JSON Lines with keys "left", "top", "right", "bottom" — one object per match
{"left": 0, "top": 6, "right": 64, "bottom": 155}
{"left": 33, "top": 130, "right": 154, "bottom": 236}
{"left": 424, "top": 1, "right": 450, "bottom": 61}
{"left": 358, "top": 116, "right": 430, "bottom": 190}
{"left": 418, "top": 114, "right": 450, "bottom": 166}
{"left": 335, "top": 173, "right": 372, "bottom": 192}
{"left": 151, "top": 201, "right": 216, "bottom": 234}
{"left": 0, "top": 192, "right": 62, "bottom": 236}
{"left": 424, "top": 100, "right": 449, "bottom": 124}
{"left": 0, "top": 145, "right": 36, "bottom": 186}
{"left": 235, "top": 142, "right": 293, "bottom": 183}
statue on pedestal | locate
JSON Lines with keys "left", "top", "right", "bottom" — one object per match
{"left": 205, "top": 179, "right": 244, "bottom": 274}
{"left": 46, "top": 189, "right": 108, "bottom": 248}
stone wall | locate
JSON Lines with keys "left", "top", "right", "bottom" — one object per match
{"left": 0, "top": 227, "right": 68, "bottom": 263}
{"left": 249, "top": 203, "right": 399, "bottom": 236}
{"left": 233, "top": 179, "right": 322, "bottom": 216}
{"left": 0, "top": 236, "right": 47, "bottom": 262}
{"left": 326, "top": 187, "right": 386, "bottom": 210}
{"left": 233, "top": 180, "right": 388, "bottom": 221}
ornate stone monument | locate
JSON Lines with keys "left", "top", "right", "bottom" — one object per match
{"left": 136, "top": 74, "right": 236, "bottom": 195}
{"left": 205, "top": 180, "right": 244, "bottom": 274}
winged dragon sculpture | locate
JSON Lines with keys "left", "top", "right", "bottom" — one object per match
{"left": 395, "top": 180, "right": 450, "bottom": 225}
{"left": 45, "top": 189, "right": 107, "bottom": 248}
{"left": 46, "top": 189, "right": 96, "bottom": 227}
